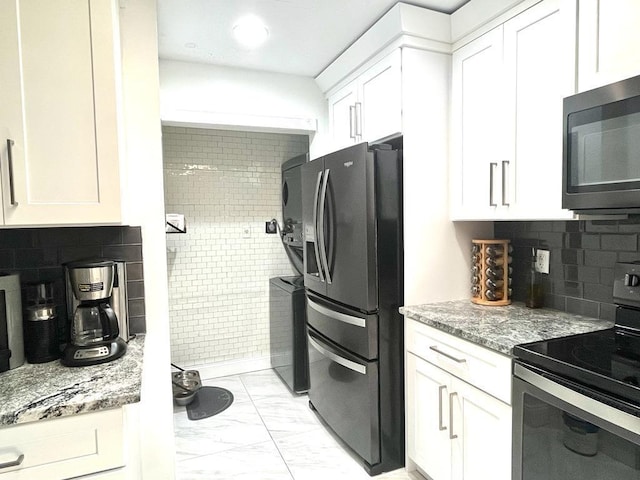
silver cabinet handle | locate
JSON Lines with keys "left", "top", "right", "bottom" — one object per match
{"left": 318, "top": 168, "right": 332, "bottom": 284}
{"left": 489, "top": 162, "right": 497, "bottom": 207}
{"left": 308, "top": 335, "right": 366, "bottom": 375}
{"left": 6, "top": 139, "right": 18, "bottom": 206}
{"left": 308, "top": 298, "right": 366, "bottom": 328}
{"left": 501, "top": 160, "right": 510, "bottom": 206}
{"left": 349, "top": 105, "right": 356, "bottom": 139}
{"left": 438, "top": 385, "right": 447, "bottom": 431}
{"left": 449, "top": 392, "right": 458, "bottom": 440}
{"left": 312, "top": 171, "right": 325, "bottom": 282}
{"left": 430, "top": 345, "right": 467, "bottom": 363}
{"left": 0, "top": 453, "right": 24, "bottom": 470}
{"left": 354, "top": 102, "right": 362, "bottom": 137}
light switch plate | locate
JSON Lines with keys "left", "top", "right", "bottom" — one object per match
{"left": 535, "top": 249, "right": 550, "bottom": 274}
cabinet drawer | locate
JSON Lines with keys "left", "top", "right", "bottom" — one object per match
{"left": 405, "top": 319, "right": 512, "bottom": 404}
{"left": 0, "top": 408, "right": 124, "bottom": 480}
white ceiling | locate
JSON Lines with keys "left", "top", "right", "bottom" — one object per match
{"left": 156, "top": 0, "right": 470, "bottom": 78}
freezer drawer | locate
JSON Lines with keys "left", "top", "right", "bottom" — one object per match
{"left": 306, "top": 292, "right": 378, "bottom": 361}
{"left": 307, "top": 328, "right": 380, "bottom": 466}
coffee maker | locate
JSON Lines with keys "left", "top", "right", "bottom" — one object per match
{"left": 62, "top": 260, "right": 127, "bottom": 366}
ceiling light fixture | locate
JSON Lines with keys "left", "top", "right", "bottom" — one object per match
{"left": 232, "top": 16, "right": 269, "bottom": 48}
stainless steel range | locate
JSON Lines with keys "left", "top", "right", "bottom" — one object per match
{"left": 512, "top": 262, "right": 640, "bottom": 479}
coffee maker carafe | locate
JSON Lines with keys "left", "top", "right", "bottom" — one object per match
{"left": 62, "top": 260, "right": 126, "bottom": 366}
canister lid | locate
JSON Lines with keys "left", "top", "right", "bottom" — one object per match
{"left": 25, "top": 305, "right": 56, "bottom": 321}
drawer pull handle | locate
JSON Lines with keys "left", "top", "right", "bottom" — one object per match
{"left": 429, "top": 345, "right": 467, "bottom": 363}
{"left": 308, "top": 335, "right": 367, "bottom": 375}
{"left": 449, "top": 392, "right": 458, "bottom": 440}
{"left": 308, "top": 298, "right": 366, "bottom": 328}
{"left": 438, "top": 385, "right": 447, "bottom": 431}
{"left": 0, "top": 453, "right": 24, "bottom": 469}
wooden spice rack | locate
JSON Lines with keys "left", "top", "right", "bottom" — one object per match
{"left": 471, "top": 239, "right": 512, "bottom": 306}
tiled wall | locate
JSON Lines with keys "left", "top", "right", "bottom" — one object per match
{"left": 495, "top": 217, "right": 640, "bottom": 320}
{"left": 162, "top": 126, "right": 309, "bottom": 368}
{"left": 0, "top": 226, "right": 146, "bottom": 338}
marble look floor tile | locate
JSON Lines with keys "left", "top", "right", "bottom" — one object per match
{"left": 240, "top": 369, "right": 293, "bottom": 400}
{"left": 273, "top": 427, "right": 374, "bottom": 480}
{"left": 377, "top": 468, "right": 415, "bottom": 479}
{"left": 173, "top": 399, "right": 271, "bottom": 462}
{"left": 252, "top": 395, "right": 322, "bottom": 440}
{"left": 175, "top": 440, "right": 294, "bottom": 480}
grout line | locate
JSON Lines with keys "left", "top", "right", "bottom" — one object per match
{"left": 238, "top": 372, "right": 297, "bottom": 480}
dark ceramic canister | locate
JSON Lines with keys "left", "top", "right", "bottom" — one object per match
{"left": 24, "top": 304, "right": 60, "bottom": 363}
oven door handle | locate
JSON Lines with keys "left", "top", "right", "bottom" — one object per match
{"left": 514, "top": 362, "right": 640, "bottom": 422}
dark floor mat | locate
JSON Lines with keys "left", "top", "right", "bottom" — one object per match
{"left": 186, "top": 386, "right": 234, "bottom": 421}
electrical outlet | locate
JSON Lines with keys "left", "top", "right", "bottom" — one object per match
{"left": 535, "top": 249, "right": 550, "bottom": 274}
{"left": 242, "top": 225, "right": 251, "bottom": 239}
{"left": 265, "top": 220, "right": 277, "bottom": 234}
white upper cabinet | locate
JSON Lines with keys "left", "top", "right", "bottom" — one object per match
{"left": 327, "top": 49, "right": 402, "bottom": 150}
{"left": 577, "top": 0, "right": 640, "bottom": 92}
{"left": 450, "top": 0, "right": 574, "bottom": 220}
{"left": 0, "top": 0, "right": 122, "bottom": 226}
{"left": 450, "top": 27, "right": 504, "bottom": 219}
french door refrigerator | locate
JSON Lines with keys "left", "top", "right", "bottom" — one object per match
{"left": 302, "top": 141, "right": 404, "bottom": 475}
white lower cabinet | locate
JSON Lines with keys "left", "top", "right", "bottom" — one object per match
{"left": 0, "top": 408, "right": 125, "bottom": 480}
{"left": 406, "top": 320, "right": 511, "bottom": 480}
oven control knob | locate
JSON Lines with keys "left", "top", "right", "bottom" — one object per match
{"left": 624, "top": 273, "right": 640, "bottom": 287}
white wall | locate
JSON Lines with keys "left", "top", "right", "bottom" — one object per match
{"left": 119, "top": 1, "right": 175, "bottom": 478}
{"left": 159, "top": 60, "right": 329, "bottom": 158}
{"left": 162, "top": 127, "right": 308, "bottom": 375}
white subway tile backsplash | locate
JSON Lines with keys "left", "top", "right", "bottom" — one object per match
{"left": 163, "top": 127, "right": 308, "bottom": 368}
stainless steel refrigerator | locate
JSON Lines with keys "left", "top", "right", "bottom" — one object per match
{"left": 302, "top": 141, "right": 404, "bottom": 475}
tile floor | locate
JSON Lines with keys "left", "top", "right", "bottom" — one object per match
{"left": 173, "top": 369, "right": 416, "bottom": 480}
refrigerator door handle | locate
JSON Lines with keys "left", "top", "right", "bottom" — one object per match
{"left": 318, "top": 168, "right": 332, "bottom": 284}
{"left": 312, "top": 170, "right": 325, "bottom": 282}
{"left": 308, "top": 297, "right": 366, "bottom": 328}
{"left": 308, "top": 335, "right": 367, "bottom": 375}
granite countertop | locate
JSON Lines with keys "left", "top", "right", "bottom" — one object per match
{"left": 400, "top": 301, "right": 614, "bottom": 356}
{"left": 0, "top": 335, "right": 144, "bottom": 427}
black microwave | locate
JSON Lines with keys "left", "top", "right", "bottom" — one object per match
{"left": 563, "top": 73, "right": 640, "bottom": 213}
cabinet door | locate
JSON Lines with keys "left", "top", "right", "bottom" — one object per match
{"left": 578, "top": 0, "right": 640, "bottom": 91}
{"left": 0, "top": 408, "right": 124, "bottom": 480}
{"left": 328, "top": 82, "right": 358, "bottom": 150}
{"left": 0, "top": 0, "right": 121, "bottom": 226}
{"left": 451, "top": 26, "right": 505, "bottom": 220}
{"left": 359, "top": 49, "right": 402, "bottom": 144}
{"left": 450, "top": 377, "right": 511, "bottom": 480}
{"left": 406, "top": 353, "right": 452, "bottom": 480}
{"left": 503, "top": 0, "right": 574, "bottom": 220}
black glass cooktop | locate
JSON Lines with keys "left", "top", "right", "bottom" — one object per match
{"left": 514, "top": 326, "right": 640, "bottom": 406}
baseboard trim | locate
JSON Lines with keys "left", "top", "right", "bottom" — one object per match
{"left": 174, "top": 356, "right": 272, "bottom": 380}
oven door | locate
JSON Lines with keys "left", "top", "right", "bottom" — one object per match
{"left": 513, "top": 362, "right": 640, "bottom": 480}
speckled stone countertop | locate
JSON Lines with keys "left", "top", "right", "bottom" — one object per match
{"left": 400, "top": 301, "right": 613, "bottom": 356}
{"left": 0, "top": 335, "right": 144, "bottom": 427}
